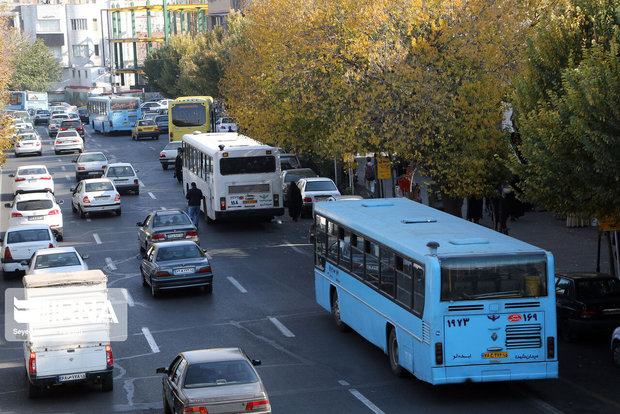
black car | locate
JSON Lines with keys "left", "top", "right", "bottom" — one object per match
{"left": 59, "top": 119, "right": 85, "bottom": 139}
{"left": 154, "top": 115, "right": 168, "bottom": 134}
{"left": 78, "top": 108, "right": 89, "bottom": 123}
{"left": 555, "top": 272, "right": 620, "bottom": 341}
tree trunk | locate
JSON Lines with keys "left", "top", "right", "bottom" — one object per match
{"left": 442, "top": 193, "right": 463, "bottom": 218}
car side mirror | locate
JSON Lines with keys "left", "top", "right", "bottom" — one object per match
{"left": 70, "top": 188, "right": 75, "bottom": 193}
{"left": 4, "top": 203, "right": 11, "bottom": 208}
{"left": 71, "top": 160, "right": 77, "bottom": 163}
{"left": 8, "top": 174, "right": 14, "bottom": 178}
{"left": 20, "top": 260, "right": 29, "bottom": 266}
{"left": 135, "top": 169, "right": 139, "bottom": 173}
{"left": 136, "top": 221, "right": 143, "bottom": 227}
{"left": 156, "top": 367, "right": 168, "bottom": 374}
{"left": 251, "top": 359, "right": 261, "bottom": 366}
{"left": 137, "top": 254, "right": 145, "bottom": 260}
{"left": 57, "top": 200, "right": 64, "bottom": 205}
{"left": 81, "top": 254, "right": 89, "bottom": 260}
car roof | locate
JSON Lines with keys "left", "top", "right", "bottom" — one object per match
{"left": 152, "top": 208, "right": 185, "bottom": 215}
{"left": 6, "top": 224, "right": 52, "bottom": 233}
{"left": 17, "top": 164, "right": 48, "bottom": 172}
{"left": 181, "top": 347, "right": 246, "bottom": 365}
{"left": 79, "top": 151, "right": 106, "bottom": 157}
{"left": 107, "top": 162, "right": 134, "bottom": 168}
{"left": 283, "top": 168, "right": 315, "bottom": 175}
{"left": 556, "top": 272, "right": 615, "bottom": 280}
{"left": 81, "top": 178, "right": 114, "bottom": 184}
{"left": 302, "top": 177, "right": 334, "bottom": 182}
{"left": 34, "top": 247, "right": 79, "bottom": 256}
{"left": 14, "top": 192, "right": 56, "bottom": 201}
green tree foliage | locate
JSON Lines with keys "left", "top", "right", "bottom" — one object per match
{"left": 0, "top": 17, "right": 19, "bottom": 167}
{"left": 513, "top": 0, "right": 620, "bottom": 218}
{"left": 9, "top": 38, "right": 61, "bottom": 92}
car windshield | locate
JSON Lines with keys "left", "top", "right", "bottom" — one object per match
{"left": 18, "top": 167, "right": 47, "bottom": 175}
{"left": 305, "top": 181, "right": 337, "bottom": 191}
{"left": 183, "top": 360, "right": 258, "bottom": 389}
{"left": 152, "top": 213, "right": 192, "bottom": 227}
{"left": 164, "top": 142, "right": 182, "bottom": 151}
{"left": 7, "top": 229, "right": 51, "bottom": 244}
{"left": 576, "top": 279, "right": 620, "bottom": 299}
{"left": 18, "top": 135, "right": 37, "bottom": 141}
{"left": 16, "top": 200, "right": 54, "bottom": 211}
{"left": 79, "top": 154, "right": 106, "bottom": 162}
{"left": 156, "top": 244, "right": 202, "bottom": 261}
{"left": 34, "top": 252, "right": 81, "bottom": 269}
{"left": 85, "top": 182, "right": 115, "bottom": 192}
{"left": 107, "top": 166, "right": 134, "bottom": 177}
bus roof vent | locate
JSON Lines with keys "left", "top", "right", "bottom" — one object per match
{"left": 401, "top": 217, "right": 437, "bottom": 224}
{"left": 361, "top": 202, "right": 394, "bottom": 208}
{"left": 193, "top": 130, "right": 201, "bottom": 135}
{"left": 448, "top": 238, "right": 490, "bottom": 245}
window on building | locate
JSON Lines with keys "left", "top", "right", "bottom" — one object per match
{"left": 71, "top": 19, "right": 88, "bottom": 31}
{"left": 72, "top": 45, "right": 89, "bottom": 58}
{"left": 85, "top": 70, "right": 88, "bottom": 78}
{"left": 92, "top": 18, "right": 98, "bottom": 31}
{"left": 38, "top": 19, "right": 60, "bottom": 32}
{"left": 48, "top": 46, "right": 62, "bottom": 60}
{"left": 78, "top": 70, "right": 81, "bottom": 78}
{"left": 94, "top": 44, "right": 99, "bottom": 56}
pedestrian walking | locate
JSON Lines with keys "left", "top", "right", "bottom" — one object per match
{"left": 364, "top": 157, "right": 376, "bottom": 197}
{"left": 186, "top": 182, "right": 203, "bottom": 227}
{"left": 466, "top": 197, "right": 483, "bottom": 224}
{"left": 174, "top": 148, "right": 183, "bottom": 183}
{"left": 288, "top": 181, "right": 303, "bottom": 221}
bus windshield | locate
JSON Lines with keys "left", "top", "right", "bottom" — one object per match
{"left": 220, "top": 156, "right": 276, "bottom": 175}
{"left": 440, "top": 255, "right": 547, "bottom": 301}
{"left": 171, "top": 103, "right": 206, "bottom": 127}
{"left": 110, "top": 99, "right": 139, "bottom": 111}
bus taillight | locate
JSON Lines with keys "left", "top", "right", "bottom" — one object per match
{"left": 273, "top": 194, "right": 279, "bottom": 207}
{"left": 547, "top": 337, "right": 555, "bottom": 359}
{"left": 435, "top": 343, "right": 443, "bottom": 365}
{"left": 220, "top": 197, "right": 226, "bottom": 211}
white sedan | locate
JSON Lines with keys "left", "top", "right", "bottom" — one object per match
{"left": 6, "top": 192, "right": 64, "bottom": 241}
{"left": 14, "top": 133, "right": 42, "bottom": 157}
{"left": 0, "top": 225, "right": 57, "bottom": 276}
{"left": 74, "top": 152, "right": 109, "bottom": 181}
{"left": 71, "top": 178, "right": 121, "bottom": 218}
{"left": 159, "top": 141, "right": 182, "bottom": 170}
{"left": 25, "top": 247, "right": 88, "bottom": 275}
{"left": 296, "top": 177, "right": 341, "bottom": 217}
{"left": 54, "top": 130, "right": 84, "bottom": 154}
{"left": 10, "top": 165, "right": 54, "bottom": 195}
{"left": 103, "top": 162, "right": 140, "bottom": 194}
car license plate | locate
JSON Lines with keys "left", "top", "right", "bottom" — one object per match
{"left": 95, "top": 196, "right": 110, "bottom": 199}
{"left": 165, "top": 233, "right": 184, "bottom": 239}
{"left": 123, "top": 122, "right": 129, "bottom": 125}
{"left": 115, "top": 179, "right": 128, "bottom": 182}
{"left": 88, "top": 171, "right": 99, "bottom": 175}
{"left": 174, "top": 268, "right": 194, "bottom": 275}
{"left": 244, "top": 199, "right": 257, "bottom": 204}
{"left": 59, "top": 373, "right": 86, "bottom": 382}
{"left": 28, "top": 216, "right": 44, "bottom": 221}
{"left": 483, "top": 352, "right": 508, "bottom": 359}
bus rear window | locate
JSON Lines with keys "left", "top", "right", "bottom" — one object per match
{"left": 220, "top": 156, "right": 276, "bottom": 175}
{"left": 110, "top": 99, "right": 139, "bottom": 111}
{"left": 440, "top": 255, "right": 547, "bottom": 301}
{"left": 171, "top": 103, "right": 206, "bottom": 127}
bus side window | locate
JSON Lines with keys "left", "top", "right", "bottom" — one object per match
{"left": 327, "top": 221, "right": 339, "bottom": 264}
{"left": 315, "top": 215, "right": 327, "bottom": 270}
{"left": 350, "top": 234, "right": 365, "bottom": 280}
{"left": 380, "top": 247, "right": 395, "bottom": 298}
{"left": 396, "top": 257, "right": 412, "bottom": 309}
{"left": 340, "top": 229, "right": 351, "bottom": 272}
{"left": 412, "top": 263, "right": 425, "bottom": 317}
{"left": 364, "top": 240, "right": 379, "bottom": 288}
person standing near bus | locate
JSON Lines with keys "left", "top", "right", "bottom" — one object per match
{"left": 174, "top": 148, "right": 183, "bottom": 183}
{"left": 186, "top": 182, "right": 203, "bottom": 227}
{"left": 288, "top": 181, "right": 303, "bottom": 222}
{"left": 364, "top": 157, "right": 376, "bottom": 197}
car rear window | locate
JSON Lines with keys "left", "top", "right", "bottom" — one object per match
{"left": 61, "top": 121, "right": 81, "bottom": 127}
{"left": 576, "top": 279, "right": 620, "bottom": 299}
{"left": 156, "top": 244, "right": 202, "bottom": 261}
{"left": 36, "top": 110, "right": 50, "bottom": 115}
{"left": 18, "top": 167, "right": 47, "bottom": 175}
{"left": 16, "top": 200, "right": 54, "bottom": 211}
{"left": 152, "top": 213, "right": 192, "bottom": 227}
{"left": 183, "top": 360, "right": 258, "bottom": 388}
{"left": 140, "top": 120, "right": 156, "bottom": 126}
{"left": 34, "top": 252, "right": 81, "bottom": 269}
{"left": 164, "top": 142, "right": 182, "bottom": 151}
{"left": 85, "top": 182, "right": 115, "bottom": 192}
{"left": 305, "top": 181, "right": 337, "bottom": 191}
{"left": 7, "top": 229, "right": 51, "bottom": 244}
{"left": 155, "top": 116, "right": 168, "bottom": 122}
{"left": 57, "top": 132, "right": 79, "bottom": 138}
{"left": 107, "top": 166, "right": 134, "bottom": 177}
{"left": 79, "top": 154, "right": 107, "bottom": 162}
{"left": 284, "top": 170, "right": 316, "bottom": 183}
{"left": 18, "top": 135, "right": 37, "bottom": 141}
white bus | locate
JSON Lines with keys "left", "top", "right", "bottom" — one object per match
{"left": 182, "top": 132, "right": 285, "bottom": 223}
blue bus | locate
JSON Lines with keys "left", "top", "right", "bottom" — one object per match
{"left": 5, "top": 91, "right": 48, "bottom": 111}
{"left": 87, "top": 95, "right": 141, "bottom": 134}
{"left": 313, "top": 198, "right": 557, "bottom": 385}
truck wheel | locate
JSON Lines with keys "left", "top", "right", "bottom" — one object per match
{"left": 27, "top": 380, "right": 40, "bottom": 398}
{"left": 102, "top": 373, "right": 113, "bottom": 392}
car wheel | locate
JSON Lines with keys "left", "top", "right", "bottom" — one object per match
{"left": 56, "top": 233, "right": 63, "bottom": 242}
{"left": 155, "top": 135, "right": 159, "bottom": 140}
{"left": 162, "top": 164, "right": 168, "bottom": 170}
{"left": 131, "top": 135, "right": 135, "bottom": 141}
{"left": 27, "top": 379, "right": 40, "bottom": 399}
{"left": 163, "top": 392, "right": 172, "bottom": 414}
{"left": 15, "top": 153, "right": 20, "bottom": 158}
{"left": 78, "top": 149, "right": 83, "bottom": 153}
{"left": 204, "top": 284, "right": 213, "bottom": 294}
{"left": 79, "top": 206, "right": 86, "bottom": 219}
{"left": 55, "top": 151, "right": 60, "bottom": 155}
{"left": 388, "top": 328, "right": 405, "bottom": 377}
{"left": 37, "top": 152, "right": 42, "bottom": 156}
{"left": 115, "top": 208, "right": 122, "bottom": 216}
{"left": 141, "top": 269, "right": 148, "bottom": 287}
{"left": 134, "top": 188, "right": 140, "bottom": 195}
{"left": 150, "top": 279, "right": 160, "bottom": 298}
{"left": 331, "top": 290, "right": 349, "bottom": 332}
{"left": 613, "top": 341, "right": 620, "bottom": 367}
{"left": 75, "top": 173, "right": 80, "bottom": 181}
{"left": 71, "top": 201, "right": 77, "bottom": 213}
{"left": 101, "top": 373, "right": 113, "bottom": 392}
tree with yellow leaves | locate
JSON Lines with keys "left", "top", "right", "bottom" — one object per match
{"left": 0, "top": 15, "right": 18, "bottom": 167}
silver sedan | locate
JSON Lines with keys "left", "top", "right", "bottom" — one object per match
{"left": 136, "top": 209, "right": 199, "bottom": 253}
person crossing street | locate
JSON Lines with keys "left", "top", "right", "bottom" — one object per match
{"left": 186, "top": 182, "right": 203, "bottom": 227}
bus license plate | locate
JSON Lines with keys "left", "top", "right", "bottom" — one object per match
{"left": 244, "top": 200, "right": 257, "bottom": 204}
{"left": 59, "top": 373, "right": 86, "bottom": 382}
{"left": 483, "top": 352, "right": 508, "bottom": 359}
{"left": 174, "top": 268, "right": 194, "bottom": 275}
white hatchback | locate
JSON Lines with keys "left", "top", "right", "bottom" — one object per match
{"left": 1, "top": 225, "right": 57, "bottom": 276}
{"left": 6, "top": 192, "right": 64, "bottom": 240}
{"left": 103, "top": 162, "right": 140, "bottom": 194}
{"left": 71, "top": 178, "right": 121, "bottom": 218}
{"left": 159, "top": 141, "right": 182, "bottom": 170}
{"left": 74, "top": 152, "right": 109, "bottom": 181}
{"left": 11, "top": 165, "right": 54, "bottom": 195}
{"left": 54, "top": 130, "right": 84, "bottom": 154}
{"left": 14, "top": 133, "right": 42, "bottom": 157}
{"left": 297, "top": 177, "right": 341, "bottom": 217}
{"left": 25, "top": 247, "right": 88, "bottom": 275}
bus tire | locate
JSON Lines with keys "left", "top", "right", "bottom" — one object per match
{"left": 388, "top": 328, "right": 405, "bottom": 377}
{"left": 331, "top": 290, "right": 349, "bottom": 332}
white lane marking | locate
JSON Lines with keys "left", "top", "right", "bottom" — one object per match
{"left": 141, "top": 327, "right": 160, "bottom": 353}
{"left": 349, "top": 389, "right": 385, "bottom": 414}
{"left": 121, "top": 289, "right": 134, "bottom": 307}
{"left": 282, "top": 239, "right": 313, "bottom": 256}
{"left": 60, "top": 165, "right": 66, "bottom": 171}
{"left": 227, "top": 276, "right": 247, "bottom": 293}
{"left": 148, "top": 146, "right": 155, "bottom": 150}
{"left": 105, "top": 257, "right": 117, "bottom": 270}
{"left": 339, "top": 380, "right": 350, "bottom": 386}
{"left": 139, "top": 181, "right": 145, "bottom": 188}
{"left": 148, "top": 192, "right": 156, "bottom": 199}
{"left": 86, "top": 218, "right": 91, "bottom": 222}
{"left": 57, "top": 158, "right": 62, "bottom": 162}
{"left": 93, "top": 233, "right": 102, "bottom": 244}
{"left": 268, "top": 316, "right": 295, "bottom": 338}
{"left": 160, "top": 207, "right": 166, "bottom": 210}
{"left": 65, "top": 176, "right": 72, "bottom": 181}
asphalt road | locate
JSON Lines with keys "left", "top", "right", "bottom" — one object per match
{"left": 0, "top": 124, "right": 618, "bottom": 414}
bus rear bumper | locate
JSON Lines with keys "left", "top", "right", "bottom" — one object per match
{"left": 215, "top": 208, "right": 284, "bottom": 220}
{"left": 430, "top": 361, "right": 558, "bottom": 384}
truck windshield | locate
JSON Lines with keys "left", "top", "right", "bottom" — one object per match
{"left": 440, "top": 254, "right": 547, "bottom": 301}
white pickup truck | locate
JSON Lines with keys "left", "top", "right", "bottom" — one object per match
{"left": 22, "top": 270, "right": 114, "bottom": 397}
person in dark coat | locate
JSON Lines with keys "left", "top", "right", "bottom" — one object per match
{"left": 288, "top": 181, "right": 303, "bottom": 222}
{"left": 466, "top": 197, "right": 483, "bottom": 224}
{"left": 174, "top": 148, "right": 183, "bottom": 183}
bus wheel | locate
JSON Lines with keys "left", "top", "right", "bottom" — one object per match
{"left": 331, "top": 290, "right": 349, "bottom": 332}
{"left": 388, "top": 328, "right": 405, "bottom": 377}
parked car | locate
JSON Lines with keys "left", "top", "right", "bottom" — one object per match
{"left": 71, "top": 178, "right": 121, "bottom": 218}
{"left": 156, "top": 348, "right": 270, "bottom": 414}
{"left": 154, "top": 115, "right": 168, "bottom": 134}
{"left": 136, "top": 209, "right": 199, "bottom": 253}
{"left": 611, "top": 327, "right": 620, "bottom": 367}
{"left": 215, "top": 117, "right": 238, "bottom": 133}
{"left": 24, "top": 247, "right": 88, "bottom": 275}
{"left": 282, "top": 168, "right": 318, "bottom": 206}
{"left": 159, "top": 141, "right": 182, "bottom": 170}
{"left": 132, "top": 119, "right": 159, "bottom": 140}
{"left": 103, "top": 162, "right": 140, "bottom": 194}
{"left": 280, "top": 153, "right": 302, "bottom": 170}
{"left": 0, "top": 225, "right": 57, "bottom": 277}
{"left": 74, "top": 152, "right": 109, "bottom": 180}
{"left": 555, "top": 272, "right": 620, "bottom": 341}
{"left": 296, "top": 177, "right": 341, "bottom": 217}
{"left": 77, "top": 108, "right": 89, "bottom": 123}
{"left": 59, "top": 119, "right": 85, "bottom": 138}
{"left": 6, "top": 192, "right": 64, "bottom": 240}
{"left": 54, "top": 130, "right": 84, "bottom": 154}
{"left": 11, "top": 165, "right": 54, "bottom": 195}
{"left": 33, "top": 109, "right": 51, "bottom": 125}
{"left": 14, "top": 133, "right": 42, "bottom": 157}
